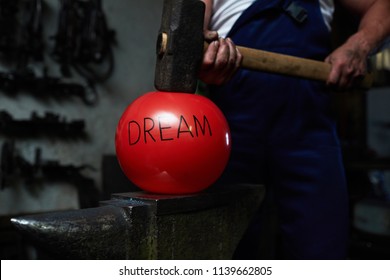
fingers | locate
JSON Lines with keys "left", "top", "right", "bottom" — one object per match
{"left": 326, "top": 63, "right": 366, "bottom": 89}
{"left": 215, "top": 38, "right": 234, "bottom": 73}
{"left": 221, "top": 38, "right": 243, "bottom": 81}
{"left": 325, "top": 48, "right": 367, "bottom": 90}
{"left": 204, "top": 30, "right": 219, "bottom": 42}
{"left": 199, "top": 37, "right": 242, "bottom": 85}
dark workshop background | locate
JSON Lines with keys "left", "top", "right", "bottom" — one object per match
{"left": 0, "top": 0, "right": 162, "bottom": 214}
{"left": 1, "top": 0, "right": 390, "bottom": 259}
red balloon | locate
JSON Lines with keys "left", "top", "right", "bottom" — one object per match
{"left": 115, "top": 91, "right": 231, "bottom": 194}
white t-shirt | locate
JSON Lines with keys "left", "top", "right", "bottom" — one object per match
{"left": 210, "top": 0, "right": 335, "bottom": 38}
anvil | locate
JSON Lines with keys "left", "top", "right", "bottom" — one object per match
{"left": 11, "top": 184, "right": 265, "bottom": 259}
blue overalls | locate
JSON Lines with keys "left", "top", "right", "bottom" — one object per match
{"left": 210, "top": 0, "right": 349, "bottom": 259}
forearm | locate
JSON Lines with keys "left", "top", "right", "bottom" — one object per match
{"left": 342, "top": 0, "right": 390, "bottom": 55}
{"left": 201, "top": 0, "right": 213, "bottom": 29}
{"left": 326, "top": 0, "right": 390, "bottom": 88}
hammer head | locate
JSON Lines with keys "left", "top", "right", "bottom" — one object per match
{"left": 155, "top": 0, "right": 205, "bottom": 93}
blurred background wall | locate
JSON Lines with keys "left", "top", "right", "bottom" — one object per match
{"left": 0, "top": 0, "right": 162, "bottom": 215}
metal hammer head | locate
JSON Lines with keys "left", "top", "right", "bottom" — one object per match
{"left": 155, "top": 0, "right": 205, "bottom": 93}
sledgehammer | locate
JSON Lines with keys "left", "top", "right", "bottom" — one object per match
{"left": 154, "top": 0, "right": 373, "bottom": 93}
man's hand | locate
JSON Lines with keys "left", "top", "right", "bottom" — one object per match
{"left": 325, "top": 34, "right": 369, "bottom": 89}
{"left": 199, "top": 30, "right": 243, "bottom": 85}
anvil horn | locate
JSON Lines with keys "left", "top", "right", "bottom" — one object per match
{"left": 11, "top": 204, "right": 150, "bottom": 259}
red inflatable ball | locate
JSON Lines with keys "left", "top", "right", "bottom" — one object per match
{"left": 115, "top": 91, "right": 231, "bottom": 194}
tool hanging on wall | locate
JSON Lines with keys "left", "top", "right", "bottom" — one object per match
{"left": 17, "top": 0, "right": 44, "bottom": 70}
{"left": 0, "top": 70, "right": 98, "bottom": 105}
{"left": 0, "top": 0, "right": 99, "bottom": 105}
{"left": 0, "top": 0, "right": 20, "bottom": 62}
{"left": 0, "top": 110, "right": 87, "bottom": 139}
{"left": 0, "top": 140, "right": 99, "bottom": 209}
{"left": 51, "top": 0, "right": 116, "bottom": 83}
{"left": 0, "top": 0, "right": 114, "bottom": 106}
{"left": 0, "top": 0, "right": 44, "bottom": 70}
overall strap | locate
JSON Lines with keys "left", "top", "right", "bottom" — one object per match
{"left": 227, "top": 0, "right": 331, "bottom": 60}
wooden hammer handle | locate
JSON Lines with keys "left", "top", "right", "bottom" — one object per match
{"left": 204, "top": 42, "right": 373, "bottom": 89}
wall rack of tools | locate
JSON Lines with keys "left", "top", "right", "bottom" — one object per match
{"left": 0, "top": 0, "right": 116, "bottom": 210}
{"left": 0, "top": 0, "right": 116, "bottom": 105}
